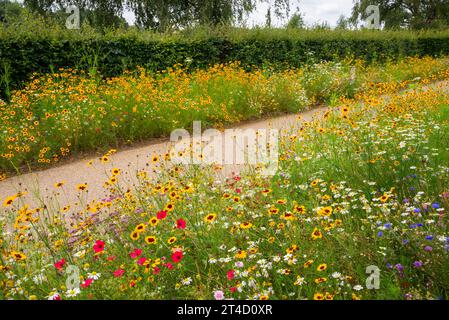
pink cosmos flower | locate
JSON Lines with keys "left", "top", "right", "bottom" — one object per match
{"left": 113, "top": 269, "right": 125, "bottom": 277}
{"left": 81, "top": 278, "right": 93, "bottom": 288}
{"left": 54, "top": 258, "right": 66, "bottom": 271}
{"left": 157, "top": 210, "right": 167, "bottom": 220}
{"left": 130, "top": 249, "right": 143, "bottom": 259}
{"left": 176, "top": 218, "right": 186, "bottom": 229}
{"left": 93, "top": 240, "right": 105, "bottom": 253}
{"left": 172, "top": 250, "right": 183, "bottom": 263}
{"left": 214, "top": 290, "right": 225, "bottom": 300}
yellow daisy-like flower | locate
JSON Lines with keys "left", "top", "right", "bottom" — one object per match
{"left": 240, "top": 222, "right": 253, "bottom": 229}
{"left": 167, "top": 237, "right": 177, "bottom": 245}
{"left": 10, "top": 251, "right": 27, "bottom": 261}
{"left": 314, "top": 277, "right": 327, "bottom": 284}
{"left": 311, "top": 228, "right": 323, "bottom": 240}
{"left": 204, "top": 213, "right": 217, "bottom": 223}
{"left": 3, "top": 195, "right": 17, "bottom": 207}
{"left": 313, "top": 293, "right": 325, "bottom": 300}
{"left": 235, "top": 250, "right": 247, "bottom": 259}
{"left": 130, "top": 231, "right": 140, "bottom": 241}
{"left": 145, "top": 236, "right": 157, "bottom": 245}
{"left": 134, "top": 223, "right": 146, "bottom": 234}
{"left": 54, "top": 181, "right": 65, "bottom": 188}
{"left": 318, "top": 206, "right": 333, "bottom": 217}
{"left": 76, "top": 183, "right": 88, "bottom": 192}
{"left": 147, "top": 217, "right": 157, "bottom": 227}
{"left": 317, "top": 263, "right": 327, "bottom": 272}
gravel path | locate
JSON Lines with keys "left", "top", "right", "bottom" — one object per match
{"left": 2, "top": 79, "right": 447, "bottom": 207}
{"left": 0, "top": 107, "right": 328, "bottom": 206}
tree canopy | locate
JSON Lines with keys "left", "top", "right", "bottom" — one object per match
{"left": 351, "top": 0, "right": 449, "bottom": 30}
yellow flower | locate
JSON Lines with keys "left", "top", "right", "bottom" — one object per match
{"left": 130, "top": 231, "right": 140, "bottom": 241}
{"left": 3, "top": 195, "right": 17, "bottom": 207}
{"left": 134, "top": 223, "right": 146, "bottom": 234}
{"left": 167, "top": 237, "right": 177, "bottom": 245}
{"left": 54, "top": 181, "right": 65, "bottom": 188}
{"left": 311, "top": 228, "right": 323, "bottom": 240}
{"left": 313, "top": 293, "right": 325, "bottom": 300}
{"left": 204, "top": 213, "right": 217, "bottom": 223}
{"left": 10, "top": 251, "right": 27, "bottom": 261}
{"left": 235, "top": 250, "right": 247, "bottom": 259}
{"left": 317, "top": 263, "right": 327, "bottom": 272}
{"left": 148, "top": 217, "right": 159, "bottom": 227}
{"left": 314, "top": 277, "right": 327, "bottom": 284}
{"left": 76, "top": 183, "right": 88, "bottom": 192}
{"left": 145, "top": 236, "right": 157, "bottom": 245}
{"left": 318, "top": 206, "right": 333, "bottom": 217}
{"left": 240, "top": 222, "right": 252, "bottom": 229}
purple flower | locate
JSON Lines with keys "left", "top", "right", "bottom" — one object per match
{"left": 424, "top": 246, "right": 433, "bottom": 252}
{"left": 377, "top": 231, "right": 384, "bottom": 237}
{"left": 402, "top": 239, "right": 409, "bottom": 245}
{"left": 384, "top": 223, "right": 392, "bottom": 229}
{"left": 413, "top": 261, "right": 423, "bottom": 268}
{"left": 432, "top": 203, "right": 440, "bottom": 209}
{"left": 413, "top": 208, "right": 421, "bottom": 213}
{"left": 425, "top": 235, "right": 433, "bottom": 241}
{"left": 395, "top": 263, "right": 404, "bottom": 272}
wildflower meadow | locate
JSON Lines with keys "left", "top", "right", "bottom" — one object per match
{"left": 1, "top": 0, "right": 449, "bottom": 304}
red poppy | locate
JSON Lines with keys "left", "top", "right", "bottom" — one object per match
{"left": 93, "top": 240, "right": 105, "bottom": 253}
{"left": 176, "top": 218, "right": 186, "bottom": 229}
{"left": 130, "top": 249, "right": 142, "bottom": 259}
{"left": 236, "top": 188, "right": 242, "bottom": 194}
{"left": 54, "top": 258, "right": 66, "bottom": 271}
{"left": 107, "top": 255, "right": 116, "bottom": 261}
{"left": 81, "top": 278, "right": 93, "bottom": 288}
{"left": 137, "top": 257, "right": 146, "bottom": 266}
{"left": 230, "top": 287, "right": 237, "bottom": 293}
{"left": 165, "top": 262, "right": 174, "bottom": 270}
{"left": 172, "top": 250, "right": 183, "bottom": 263}
{"left": 157, "top": 210, "right": 167, "bottom": 220}
{"left": 153, "top": 266, "right": 161, "bottom": 275}
{"left": 113, "top": 269, "right": 125, "bottom": 277}
{"left": 227, "top": 269, "right": 235, "bottom": 280}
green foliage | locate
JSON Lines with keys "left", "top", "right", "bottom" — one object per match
{"left": 2, "top": 25, "right": 449, "bottom": 99}
{"left": 351, "top": 0, "right": 449, "bottom": 30}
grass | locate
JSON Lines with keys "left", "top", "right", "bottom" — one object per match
{"left": 0, "top": 62, "right": 449, "bottom": 300}
{"left": 1, "top": 56, "right": 449, "bottom": 178}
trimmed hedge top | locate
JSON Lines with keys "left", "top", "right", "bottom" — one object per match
{"left": 2, "top": 26, "right": 449, "bottom": 99}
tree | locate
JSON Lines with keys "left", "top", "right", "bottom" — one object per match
{"left": 286, "top": 11, "right": 305, "bottom": 29}
{"left": 335, "top": 14, "right": 351, "bottom": 30}
{"left": 127, "top": 0, "right": 291, "bottom": 31}
{"left": 23, "top": 0, "right": 126, "bottom": 28}
{"left": 350, "top": 0, "right": 449, "bottom": 30}
{"left": 1, "top": 0, "right": 25, "bottom": 22}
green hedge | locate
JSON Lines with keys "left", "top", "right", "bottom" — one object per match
{"left": 2, "top": 28, "right": 449, "bottom": 99}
